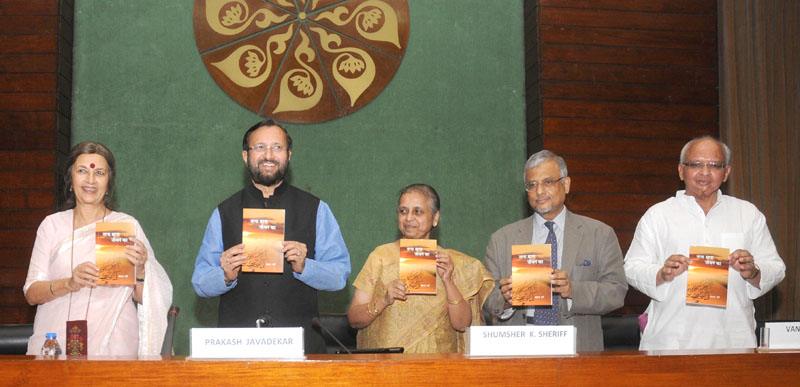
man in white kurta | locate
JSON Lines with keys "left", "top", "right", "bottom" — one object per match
{"left": 624, "top": 137, "right": 785, "bottom": 350}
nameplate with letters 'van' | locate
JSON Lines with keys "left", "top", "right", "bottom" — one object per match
{"left": 765, "top": 322, "right": 800, "bottom": 349}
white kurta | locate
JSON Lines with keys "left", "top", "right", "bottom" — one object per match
{"left": 624, "top": 190, "right": 785, "bottom": 350}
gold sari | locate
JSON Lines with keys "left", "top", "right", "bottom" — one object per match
{"left": 353, "top": 241, "right": 494, "bottom": 353}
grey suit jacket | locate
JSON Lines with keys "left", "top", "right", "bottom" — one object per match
{"left": 482, "top": 209, "right": 627, "bottom": 352}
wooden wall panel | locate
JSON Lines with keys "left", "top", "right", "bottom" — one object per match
{"left": 563, "top": 156, "right": 678, "bottom": 176}
{"left": 0, "top": 209, "right": 52, "bottom": 228}
{"left": 0, "top": 190, "right": 54, "bottom": 209}
{"left": 541, "top": 82, "right": 717, "bottom": 104}
{"left": 539, "top": 25, "right": 716, "bottom": 50}
{"left": 0, "top": 93, "right": 57, "bottom": 110}
{"left": 0, "top": 229, "right": 37, "bottom": 249}
{"left": 0, "top": 54, "right": 58, "bottom": 73}
{"left": 538, "top": 7, "right": 715, "bottom": 31}
{"left": 0, "top": 151, "right": 56, "bottom": 169}
{"left": 0, "top": 0, "right": 59, "bottom": 15}
{"left": 0, "top": 171, "right": 56, "bottom": 189}
{"left": 543, "top": 137, "right": 686, "bottom": 158}
{"left": 538, "top": 0, "right": 715, "bottom": 14}
{"left": 544, "top": 118, "right": 716, "bottom": 139}
{"left": 541, "top": 45, "right": 716, "bottom": 67}
{"left": 0, "top": 130, "right": 57, "bottom": 150}
{"left": 525, "top": 0, "right": 719, "bottom": 314}
{"left": 2, "top": 248, "right": 36, "bottom": 268}
{"left": 542, "top": 63, "right": 718, "bottom": 86}
{"left": 0, "top": 0, "right": 72, "bottom": 324}
{"left": 0, "top": 16, "right": 59, "bottom": 35}
{"left": 0, "top": 73, "right": 58, "bottom": 92}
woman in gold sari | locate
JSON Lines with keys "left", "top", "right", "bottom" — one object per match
{"left": 348, "top": 184, "right": 494, "bottom": 353}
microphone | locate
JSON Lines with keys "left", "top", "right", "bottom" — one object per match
{"left": 160, "top": 306, "right": 179, "bottom": 355}
{"left": 256, "top": 309, "right": 272, "bottom": 328}
{"left": 311, "top": 317, "right": 352, "bottom": 355}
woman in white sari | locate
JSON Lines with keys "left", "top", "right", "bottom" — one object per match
{"left": 23, "top": 141, "right": 172, "bottom": 356}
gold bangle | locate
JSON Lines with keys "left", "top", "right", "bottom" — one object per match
{"left": 366, "top": 301, "right": 377, "bottom": 318}
{"left": 372, "top": 300, "right": 381, "bottom": 315}
{"left": 447, "top": 298, "right": 463, "bottom": 305}
{"left": 49, "top": 281, "right": 56, "bottom": 296}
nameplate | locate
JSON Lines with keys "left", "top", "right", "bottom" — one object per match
{"left": 765, "top": 322, "right": 800, "bottom": 349}
{"left": 466, "top": 326, "right": 576, "bottom": 356}
{"left": 190, "top": 327, "right": 304, "bottom": 359}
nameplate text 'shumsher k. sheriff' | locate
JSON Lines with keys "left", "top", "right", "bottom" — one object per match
{"left": 466, "top": 326, "right": 576, "bottom": 356}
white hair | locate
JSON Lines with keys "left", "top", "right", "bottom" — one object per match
{"left": 680, "top": 136, "right": 731, "bottom": 165}
{"left": 523, "top": 150, "right": 568, "bottom": 183}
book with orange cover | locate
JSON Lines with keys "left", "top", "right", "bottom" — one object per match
{"left": 241, "top": 208, "right": 285, "bottom": 273}
{"left": 399, "top": 239, "right": 437, "bottom": 295}
{"left": 511, "top": 244, "right": 552, "bottom": 306}
{"left": 95, "top": 222, "right": 135, "bottom": 285}
{"left": 686, "top": 246, "right": 730, "bottom": 308}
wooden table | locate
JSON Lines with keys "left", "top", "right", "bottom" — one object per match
{"left": 1, "top": 349, "right": 798, "bottom": 386}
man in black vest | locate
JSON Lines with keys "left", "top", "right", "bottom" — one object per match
{"left": 192, "top": 119, "right": 351, "bottom": 354}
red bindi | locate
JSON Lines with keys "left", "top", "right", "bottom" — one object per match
{"left": 90, "top": 163, "right": 95, "bottom": 169}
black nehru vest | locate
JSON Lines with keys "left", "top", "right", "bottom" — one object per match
{"left": 217, "top": 182, "right": 326, "bottom": 353}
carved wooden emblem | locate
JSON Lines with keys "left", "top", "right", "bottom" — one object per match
{"left": 193, "top": 0, "right": 410, "bottom": 123}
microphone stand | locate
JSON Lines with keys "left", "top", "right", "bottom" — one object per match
{"left": 312, "top": 317, "right": 352, "bottom": 354}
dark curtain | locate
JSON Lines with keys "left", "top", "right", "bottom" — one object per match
{"left": 718, "top": 0, "right": 800, "bottom": 320}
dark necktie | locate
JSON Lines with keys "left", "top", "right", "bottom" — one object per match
{"left": 533, "top": 221, "right": 559, "bottom": 325}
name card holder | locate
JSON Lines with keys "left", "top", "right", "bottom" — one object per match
{"left": 467, "top": 326, "right": 576, "bottom": 357}
{"left": 190, "top": 327, "right": 304, "bottom": 359}
{"left": 764, "top": 322, "right": 800, "bottom": 350}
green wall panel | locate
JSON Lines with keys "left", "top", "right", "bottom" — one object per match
{"left": 73, "top": 0, "right": 526, "bottom": 354}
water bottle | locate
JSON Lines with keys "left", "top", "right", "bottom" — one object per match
{"left": 40, "top": 332, "right": 62, "bottom": 358}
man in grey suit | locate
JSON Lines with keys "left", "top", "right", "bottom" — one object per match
{"left": 483, "top": 150, "right": 627, "bottom": 351}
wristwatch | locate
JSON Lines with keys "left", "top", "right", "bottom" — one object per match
{"left": 746, "top": 264, "right": 760, "bottom": 280}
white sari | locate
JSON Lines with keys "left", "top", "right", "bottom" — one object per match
{"left": 24, "top": 210, "right": 172, "bottom": 356}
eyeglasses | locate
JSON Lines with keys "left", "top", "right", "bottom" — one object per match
{"left": 681, "top": 161, "right": 726, "bottom": 170}
{"left": 247, "top": 144, "right": 285, "bottom": 153}
{"left": 524, "top": 176, "right": 565, "bottom": 192}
